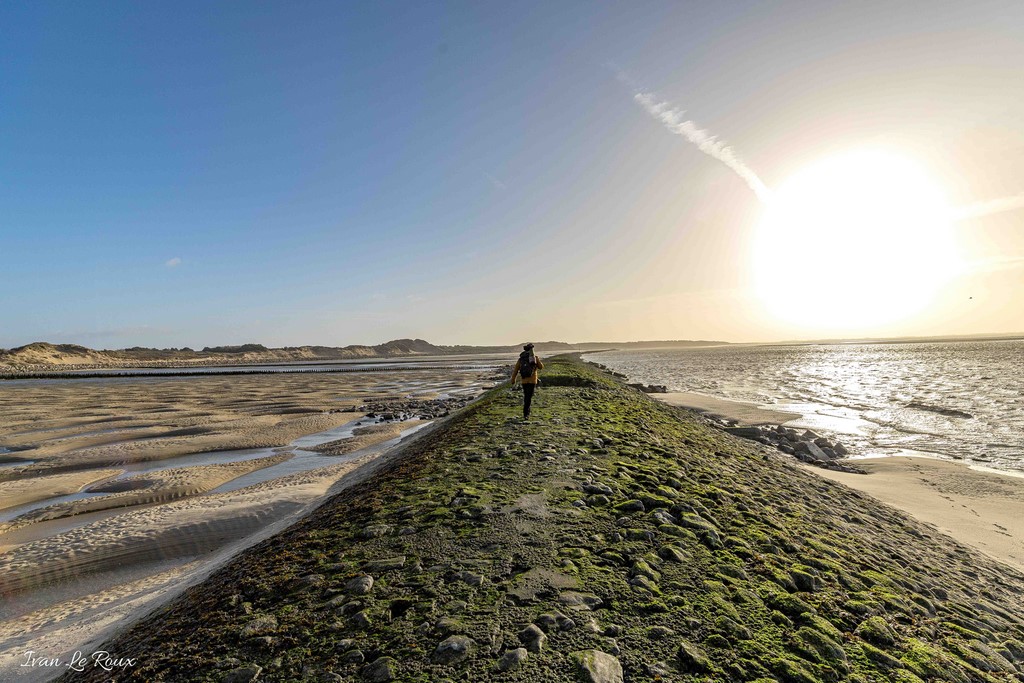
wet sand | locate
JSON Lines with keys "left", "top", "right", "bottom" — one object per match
{"left": 0, "top": 454, "right": 294, "bottom": 533}
{"left": 809, "top": 456, "right": 1024, "bottom": 573}
{"left": 313, "top": 419, "right": 425, "bottom": 456}
{"left": 656, "top": 391, "right": 801, "bottom": 425}
{"left": 0, "top": 366, "right": 498, "bottom": 681}
{"left": 0, "top": 470, "right": 123, "bottom": 511}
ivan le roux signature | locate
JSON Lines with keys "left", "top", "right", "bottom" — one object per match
{"left": 22, "top": 649, "right": 137, "bottom": 672}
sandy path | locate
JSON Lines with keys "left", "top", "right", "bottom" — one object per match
{"left": 0, "top": 470, "right": 122, "bottom": 511}
{"left": 808, "top": 456, "right": 1024, "bottom": 572}
{"left": 0, "top": 454, "right": 294, "bottom": 533}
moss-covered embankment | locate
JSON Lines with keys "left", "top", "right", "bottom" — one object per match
{"left": 65, "top": 356, "right": 1024, "bottom": 683}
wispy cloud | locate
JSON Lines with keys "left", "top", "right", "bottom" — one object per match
{"left": 485, "top": 172, "right": 507, "bottom": 190}
{"left": 966, "top": 255, "right": 1024, "bottom": 274}
{"left": 634, "top": 92, "right": 771, "bottom": 202}
{"left": 953, "top": 192, "right": 1024, "bottom": 221}
{"left": 165, "top": 257, "right": 182, "bottom": 268}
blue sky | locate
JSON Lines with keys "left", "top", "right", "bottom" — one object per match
{"left": 3, "top": 1, "right": 1023, "bottom": 347}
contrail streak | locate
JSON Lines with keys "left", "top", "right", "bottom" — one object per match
{"left": 952, "top": 192, "right": 1024, "bottom": 221}
{"left": 634, "top": 92, "right": 771, "bottom": 202}
{"left": 632, "top": 89, "right": 1024, "bottom": 220}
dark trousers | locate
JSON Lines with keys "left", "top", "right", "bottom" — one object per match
{"left": 522, "top": 383, "right": 536, "bottom": 418}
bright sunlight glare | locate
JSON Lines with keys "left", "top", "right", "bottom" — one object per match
{"left": 752, "top": 150, "right": 962, "bottom": 332}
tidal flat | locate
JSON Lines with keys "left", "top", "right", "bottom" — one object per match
{"left": 0, "top": 366, "right": 500, "bottom": 681}
{"left": 58, "top": 357, "right": 1024, "bottom": 683}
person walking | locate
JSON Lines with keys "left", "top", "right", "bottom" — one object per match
{"left": 511, "top": 343, "right": 544, "bottom": 420}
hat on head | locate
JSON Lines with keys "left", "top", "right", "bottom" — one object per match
{"left": 524, "top": 343, "right": 534, "bottom": 351}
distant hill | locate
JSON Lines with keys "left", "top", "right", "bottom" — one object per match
{"left": 0, "top": 338, "right": 728, "bottom": 371}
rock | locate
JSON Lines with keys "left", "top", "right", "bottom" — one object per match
{"left": 555, "top": 612, "right": 577, "bottom": 631}
{"left": 570, "top": 649, "right": 624, "bottom": 683}
{"left": 834, "top": 441, "right": 850, "bottom": 456}
{"left": 535, "top": 614, "right": 558, "bottom": 632}
{"left": 362, "top": 656, "right": 397, "bottom": 682}
{"left": 651, "top": 510, "right": 677, "bottom": 525}
{"left": 791, "top": 568, "right": 819, "bottom": 592}
{"left": 855, "top": 616, "right": 897, "bottom": 646}
{"left": 455, "top": 570, "right": 484, "bottom": 586}
{"left": 364, "top": 556, "right": 406, "bottom": 572}
{"left": 629, "top": 574, "right": 659, "bottom": 593}
{"left": 288, "top": 573, "right": 326, "bottom": 593}
{"left": 496, "top": 648, "right": 528, "bottom": 672}
{"left": 432, "top": 635, "right": 476, "bottom": 664}
{"left": 804, "top": 442, "right": 829, "bottom": 462}
{"left": 349, "top": 610, "right": 372, "bottom": 629}
{"left": 245, "top": 636, "right": 276, "bottom": 651}
{"left": 223, "top": 666, "right": 262, "bottom": 683}
{"left": 814, "top": 437, "right": 831, "bottom": 448}
{"left": 677, "top": 640, "right": 712, "bottom": 672}
{"left": 342, "top": 650, "right": 365, "bottom": 664}
{"left": 434, "top": 617, "right": 466, "bottom": 636}
{"left": 802, "top": 430, "right": 820, "bottom": 440}
{"left": 648, "top": 625, "right": 674, "bottom": 639}
{"left": 518, "top": 623, "right": 547, "bottom": 652}
{"left": 239, "top": 614, "right": 277, "bottom": 638}
{"left": 358, "top": 524, "right": 392, "bottom": 539}
{"left": 337, "top": 600, "right": 363, "bottom": 615}
{"left": 613, "top": 499, "right": 645, "bottom": 513}
{"left": 346, "top": 575, "right": 374, "bottom": 595}
{"left": 725, "top": 426, "right": 763, "bottom": 439}
{"left": 658, "top": 546, "right": 688, "bottom": 563}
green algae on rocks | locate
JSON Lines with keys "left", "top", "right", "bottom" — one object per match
{"left": 62, "top": 356, "right": 1024, "bottom": 682}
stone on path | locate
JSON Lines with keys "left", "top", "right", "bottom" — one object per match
{"left": 361, "top": 656, "right": 397, "bottom": 682}
{"left": 570, "top": 649, "right": 624, "bottom": 683}
{"left": 496, "top": 647, "right": 528, "bottom": 672}
{"left": 223, "top": 666, "right": 262, "bottom": 683}
{"left": 345, "top": 574, "right": 374, "bottom": 595}
{"left": 432, "top": 635, "right": 476, "bottom": 664}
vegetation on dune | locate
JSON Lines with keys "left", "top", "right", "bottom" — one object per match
{"left": 62, "top": 357, "right": 1024, "bottom": 682}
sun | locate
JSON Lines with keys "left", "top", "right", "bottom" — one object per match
{"left": 752, "top": 149, "right": 962, "bottom": 332}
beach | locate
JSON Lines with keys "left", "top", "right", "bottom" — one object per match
{"left": 810, "top": 457, "right": 1024, "bottom": 573}
{"left": 0, "top": 364, "right": 500, "bottom": 682}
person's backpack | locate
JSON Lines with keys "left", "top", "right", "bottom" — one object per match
{"left": 519, "top": 351, "right": 536, "bottom": 379}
